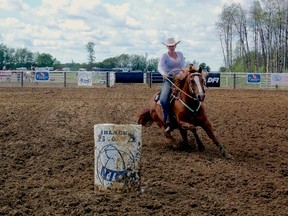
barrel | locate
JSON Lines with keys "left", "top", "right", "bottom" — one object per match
{"left": 94, "top": 124, "right": 142, "bottom": 192}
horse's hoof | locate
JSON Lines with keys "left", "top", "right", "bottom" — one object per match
{"left": 217, "top": 146, "right": 233, "bottom": 159}
{"left": 224, "top": 153, "right": 234, "bottom": 160}
{"left": 198, "top": 145, "right": 205, "bottom": 152}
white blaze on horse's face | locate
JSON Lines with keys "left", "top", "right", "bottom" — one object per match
{"left": 191, "top": 73, "right": 205, "bottom": 101}
{"left": 194, "top": 76, "right": 203, "bottom": 95}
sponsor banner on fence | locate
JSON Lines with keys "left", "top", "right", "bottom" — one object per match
{"left": 247, "top": 73, "right": 261, "bottom": 84}
{"left": 78, "top": 71, "right": 92, "bottom": 86}
{"left": 0, "top": 71, "right": 12, "bottom": 78}
{"left": 271, "top": 73, "right": 288, "bottom": 86}
{"left": 206, "top": 73, "right": 220, "bottom": 87}
{"left": 35, "top": 71, "right": 49, "bottom": 81}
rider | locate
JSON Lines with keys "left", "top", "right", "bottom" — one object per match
{"left": 158, "top": 37, "right": 185, "bottom": 132}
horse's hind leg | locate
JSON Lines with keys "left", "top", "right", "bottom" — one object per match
{"left": 191, "top": 128, "right": 205, "bottom": 152}
{"left": 164, "top": 130, "right": 179, "bottom": 148}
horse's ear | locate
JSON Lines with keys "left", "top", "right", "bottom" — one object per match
{"left": 199, "top": 66, "right": 202, "bottom": 73}
{"left": 182, "top": 68, "right": 189, "bottom": 75}
{"left": 189, "top": 64, "right": 194, "bottom": 71}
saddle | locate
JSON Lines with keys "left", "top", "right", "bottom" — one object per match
{"left": 154, "top": 91, "right": 176, "bottom": 104}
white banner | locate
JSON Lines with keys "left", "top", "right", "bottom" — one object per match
{"left": 0, "top": 71, "right": 12, "bottom": 77}
{"left": 271, "top": 73, "right": 288, "bottom": 86}
{"left": 78, "top": 71, "right": 92, "bottom": 86}
{"left": 109, "top": 72, "right": 115, "bottom": 86}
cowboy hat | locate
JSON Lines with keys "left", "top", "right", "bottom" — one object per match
{"left": 162, "top": 37, "right": 180, "bottom": 46}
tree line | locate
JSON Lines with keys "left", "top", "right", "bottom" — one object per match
{"left": 217, "top": 0, "right": 288, "bottom": 73}
{"left": 0, "top": 43, "right": 59, "bottom": 70}
{"left": 85, "top": 42, "right": 211, "bottom": 72}
{"left": 0, "top": 42, "right": 211, "bottom": 72}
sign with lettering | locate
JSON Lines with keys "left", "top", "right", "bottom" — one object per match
{"left": 206, "top": 73, "right": 220, "bottom": 87}
{"left": 247, "top": 73, "right": 261, "bottom": 84}
{"left": 78, "top": 71, "right": 92, "bottom": 86}
{"left": 271, "top": 73, "right": 288, "bottom": 86}
{"left": 35, "top": 71, "right": 49, "bottom": 81}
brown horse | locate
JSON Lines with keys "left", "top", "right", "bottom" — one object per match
{"left": 138, "top": 65, "right": 232, "bottom": 159}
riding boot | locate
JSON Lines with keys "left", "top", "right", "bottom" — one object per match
{"left": 164, "top": 114, "right": 171, "bottom": 132}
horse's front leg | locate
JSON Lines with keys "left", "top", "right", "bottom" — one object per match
{"left": 191, "top": 128, "right": 205, "bottom": 152}
{"left": 179, "top": 121, "right": 205, "bottom": 152}
{"left": 200, "top": 120, "right": 233, "bottom": 159}
{"left": 179, "top": 128, "right": 194, "bottom": 151}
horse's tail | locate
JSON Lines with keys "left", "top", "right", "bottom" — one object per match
{"left": 137, "top": 106, "right": 153, "bottom": 127}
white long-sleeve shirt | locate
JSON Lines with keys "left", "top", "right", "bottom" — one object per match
{"left": 157, "top": 51, "right": 184, "bottom": 76}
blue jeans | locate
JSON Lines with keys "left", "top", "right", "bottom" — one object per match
{"left": 159, "top": 78, "right": 172, "bottom": 124}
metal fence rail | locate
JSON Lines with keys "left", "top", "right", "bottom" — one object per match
{"left": 0, "top": 70, "right": 287, "bottom": 90}
{"left": 147, "top": 72, "right": 288, "bottom": 90}
{"left": 0, "top": 71, "right": 109, "bottom": 88}
{"left": 217, "top": 72, "right": 288, "bottom": 90}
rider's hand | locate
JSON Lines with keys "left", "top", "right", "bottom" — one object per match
{"left": 175, "top": 72, "right": 187, "bottom": 80}
{"left": 163, "top": 74, "right": 169, "bottom": 78}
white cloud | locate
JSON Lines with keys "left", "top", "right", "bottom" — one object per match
{"left": 125, "top": 16, "right": 141, "bottom": 29}
{"left": 0, "top": 17, "right": 23, "bottom": 27}
{"left": 105, "top": 3, "right": 130, "bottom": 18}
{"left": 0, "top": 0, "right": 252, "bottom": 69}
{"left": 58, "top": 19, "right": 91, "bottom": 31}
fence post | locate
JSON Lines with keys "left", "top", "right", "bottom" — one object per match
{"left": 20, "top": 71, "right": 24, "bottom": 87}
{"left": 64, "top": 71, "right": 67, "bottom": 87}
{"left": 106, "top": 71, "right": 109, "bottom": 87}
{"left": 146, "top": 72, "right": 150, "bottom": 88}
{"left": 233, "top": 73, "right": 236, "bottom": 89}
{"left": 148, "top": 72, "right": 152, "bottom": 88}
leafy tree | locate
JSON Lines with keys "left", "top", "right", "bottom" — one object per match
{"left": 14, "top": 48, "right": 34, "bottom": 69}
{"left": 116, "top": 54, "right": 130, "bottom": 68}
{"left": 0, "top": 43, "right": 9, "bottom": 69}
{"left": 96, "top": 57, "right": 117, "bottom": 69}
{"left": 35, "top": 53, "right": 56, "bottom": 67}
{"left": 206, "top": 66, "right": 211, "bottom": 72}
{"left": 199, "top": 62, "right": 212, "bottom": 72}
{"left": 86, "top": 42, "right": 95, "bottom": 69}
{"left": 219, "top": 66, "right": 227, "bottom": 72}
{"left": 130, "top": 54, "right": 147, "bottom": 71}
{"left": 217, "top": 0, "right": 288, "bottom": 72}
{"left": 147, "top": 58, "right": 159, "bottom": 72}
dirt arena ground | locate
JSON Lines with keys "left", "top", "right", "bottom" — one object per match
{"left": 0, "top": 85, "right": 287, "bottom": 216}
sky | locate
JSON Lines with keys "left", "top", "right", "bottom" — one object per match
{"left": 0, "top": 0, "right": 251, "bottom": 71}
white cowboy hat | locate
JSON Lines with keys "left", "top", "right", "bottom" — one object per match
{"left": 162, "top": 37, "right": 180, "bottom": 46}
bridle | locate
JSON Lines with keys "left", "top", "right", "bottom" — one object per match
{"left": 188, "top": 72, "right": 205, "bottom": 101}
{"left": 166, "top": 72, "right": 205, "bottom": 113}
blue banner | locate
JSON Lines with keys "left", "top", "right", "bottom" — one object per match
{"left": 206, "top": 73, "right": 220, "bottom": 87}
{"left": 247, "top": 73, "right": 261, "bottom": 84}
{"left": 35, "top": 71, "right": 49, "bottom": 81}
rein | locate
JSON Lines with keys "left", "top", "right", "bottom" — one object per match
{"left": 165, "top": 76, "right": 193, "bottom": 99}
{"left": 177, "top": 97, "right": 201, "bottom": 113}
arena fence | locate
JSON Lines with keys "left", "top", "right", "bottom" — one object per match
{"left": 0, "top": 71, "right": 110, "bottom": 88}
{"left": 0, "top": 70, "right": 287, "bottom": 90}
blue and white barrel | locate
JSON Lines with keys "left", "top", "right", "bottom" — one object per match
{"left": 94, "top": 124, "right": 142, "bottom": 192}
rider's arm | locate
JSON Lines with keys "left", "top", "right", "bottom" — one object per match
{"left": 158, "top": 54, "right": 168, "bottom": 77}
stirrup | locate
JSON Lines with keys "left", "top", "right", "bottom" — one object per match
{"left": 164, "top": 124, "right": 171, "bottom": 132}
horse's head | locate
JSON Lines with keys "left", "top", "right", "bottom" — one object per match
{"left": 186, "top": 64, "right": 206, "bottom": 101}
